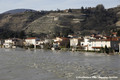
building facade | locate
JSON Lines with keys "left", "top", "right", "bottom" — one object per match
{"left": 53, "top": 37, "right": 70, "bottom": 48}
{"left": 25, "top": 37, "right": 40, "bottom": 46}
{"left": 81, "top": 37, "right": 120, "bottom": 51}
{"left": 70, "top": 38, "right": 82, "bottom": 47}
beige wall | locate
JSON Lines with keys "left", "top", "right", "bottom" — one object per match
{"left": 25, "top": 39, "right": 36, "bottom": 45}
{"left": 70, "top": 38, "right": 79, "bottom": 47}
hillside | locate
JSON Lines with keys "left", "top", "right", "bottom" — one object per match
{"left": 0, "top": 11, "right": 48, "bottom": 38}
{"left": 0, "top": 4, "right": 120, "bottom": 39}
{"left": 24, "top": 13, "right": 80, "bottom": 37}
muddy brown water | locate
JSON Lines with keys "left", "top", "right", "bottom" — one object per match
{"left": 0, "top": 48, "right": 119, "bottom": 80}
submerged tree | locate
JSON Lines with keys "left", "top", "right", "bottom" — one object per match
{"left": 105, "top": 45, "right": 109, "bottom": 54}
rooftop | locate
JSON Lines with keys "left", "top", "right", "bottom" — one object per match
{"left": 26, "top": 37, "right": 37, "bottom": 39}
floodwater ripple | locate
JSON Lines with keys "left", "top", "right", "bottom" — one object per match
{"left": 0, "top": 48, "right": 119, "bottom": 80}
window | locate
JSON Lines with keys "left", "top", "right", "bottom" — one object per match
{"left": 94, "top": 44, "right": 96, "bottom": 46}
{"left": 89, "top": 44, "right": 91, "bottom": 46}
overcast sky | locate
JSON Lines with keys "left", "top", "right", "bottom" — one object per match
{"left": 0, "top": 0, "right": 120, "bottom": 13}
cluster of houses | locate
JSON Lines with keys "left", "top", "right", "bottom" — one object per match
{"left": 0, "top": 37, "right": 51, "bottom": 49}
{"left": 1, "top": 34, "right": 120, "bottom": 52}
{"left": 52, "top": 34, "right": 120, "bottom": 52}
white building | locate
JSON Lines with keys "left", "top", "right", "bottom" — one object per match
{"left": 3, "top": 39, "right": 17, "bottom": 48}
{"left": 25, "top": 37, "right": 40, "bottom": 46}
{"left": 81, "top": 37, "right": 120, "bottom": 51}
{"left": 4, "top": 39, "right": 14, "bottom": 44}
{"left": 70, "top": 38, "right": 82, "bottom": 47}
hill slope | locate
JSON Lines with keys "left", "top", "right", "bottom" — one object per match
{"left": 0, "top": 5, "right": 120, "bottom": 38}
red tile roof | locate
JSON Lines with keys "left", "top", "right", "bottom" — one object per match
{"left": 60, "top": 37, "right": 69, "bottom": 40}
{"left": 112, "top": 32, "right": 117, "bottom": 35}
{"left": 91, "top": 37, "right": 120, "bottom": 41}
{"left": 26, "top": 37, "right": 37, "bottom": 39}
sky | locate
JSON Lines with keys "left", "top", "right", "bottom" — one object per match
{"left": 0, "top": 0, "right": 120, "bottom": 13}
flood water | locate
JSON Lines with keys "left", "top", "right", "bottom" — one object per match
{"left": 0, "top": 48, "right": 120, "bottom": 80}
